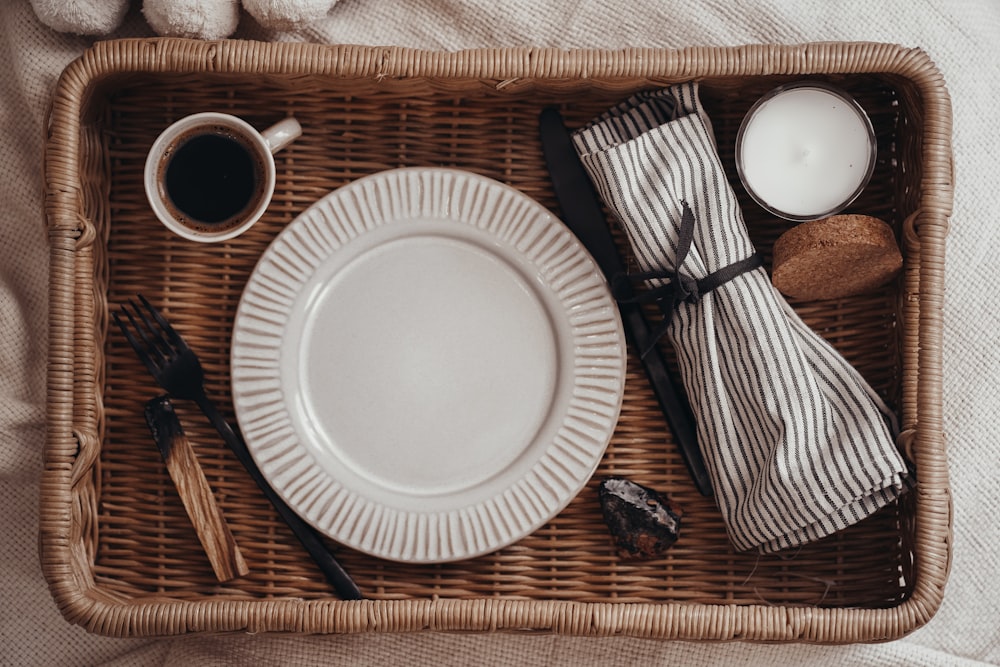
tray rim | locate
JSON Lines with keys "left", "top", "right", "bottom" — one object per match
{"left": 40, "top": 37, "right": 953, "bottom": 642}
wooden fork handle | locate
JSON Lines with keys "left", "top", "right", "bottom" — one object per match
{"left": 145, "top": 396, "right": 250, "bottom": 582}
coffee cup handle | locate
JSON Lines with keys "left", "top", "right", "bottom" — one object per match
{"left": 261, "top": 117, "right": 302, "bottom": 154}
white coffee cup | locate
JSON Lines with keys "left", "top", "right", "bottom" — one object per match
{"left": 144, "top": 112, "right": 302, "bottom": 242}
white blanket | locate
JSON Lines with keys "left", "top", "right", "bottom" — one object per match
{"left": 2, "top": 1, "right": 997, "bottom": 664}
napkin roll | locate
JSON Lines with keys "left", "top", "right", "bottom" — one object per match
{"left": 572, "top": 83, "right": 911, "bottom": 553}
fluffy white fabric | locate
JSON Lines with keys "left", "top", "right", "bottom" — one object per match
{"left": 243, "top": 0, "right": 338, "bottom": 30}
{"left": 27, "top": 0, "right": 129, "bottom": 35}
{"left": 2, "top": 0, "right": 999, "bottom": 665}
{"left": 142, "top": 0, "right": 241, "bottom": 40}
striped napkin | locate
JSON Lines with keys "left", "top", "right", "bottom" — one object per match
{"left": 572, "top": 83, "right": 911, "bottom": 553}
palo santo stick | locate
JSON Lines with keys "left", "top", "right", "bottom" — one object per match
{"left": 144, "top": 395, "right": 250, "bottom": 582}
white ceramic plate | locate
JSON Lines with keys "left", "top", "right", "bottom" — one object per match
{"left": 231, "top": 168, "right": 626, "bottom": 563}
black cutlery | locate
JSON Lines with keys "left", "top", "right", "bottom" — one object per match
{"left": 115, "top": 294, "right": 364, "bottom": 599}
{"left": 539, "top": 107, "right": 713, "bottom": 497}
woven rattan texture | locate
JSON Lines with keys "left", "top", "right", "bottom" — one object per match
{"left": 42, "top": 40, "right": 951, "bottom": 641}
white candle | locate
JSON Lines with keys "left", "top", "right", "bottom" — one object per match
{"left": 736, "top": 83, "right": 876, "bottom": 221}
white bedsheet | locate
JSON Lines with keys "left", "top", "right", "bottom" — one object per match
{"left": 2, "top": 1, "right": 997, "bottom": 664}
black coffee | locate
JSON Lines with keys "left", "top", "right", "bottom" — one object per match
{"left": 160, "top": 126, "right": 266, "bottom": 232}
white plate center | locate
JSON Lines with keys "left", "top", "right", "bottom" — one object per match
{"left": 297, "top": 232, "right": 558, "bottom": 498}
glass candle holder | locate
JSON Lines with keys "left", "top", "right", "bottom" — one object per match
{"left": 735, "top": 81, "right": 876, "bottom": 222}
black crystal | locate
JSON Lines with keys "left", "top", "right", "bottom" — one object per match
{"left": 598, "top": 477, "right": 682, "bottom": 559}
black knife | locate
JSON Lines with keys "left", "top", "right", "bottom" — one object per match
{"left": 539, "top": 107, "right": 713, "bottom": 497}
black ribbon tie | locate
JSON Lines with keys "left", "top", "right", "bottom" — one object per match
{"left": 611, "top": 201, "right": 763, "bottom": 357}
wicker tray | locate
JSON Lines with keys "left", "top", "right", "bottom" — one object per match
{"left": 41, "top": 39, "right": 952, "bottom": 641}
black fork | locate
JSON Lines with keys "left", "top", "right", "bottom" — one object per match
{"left": 114, "top": 294, "right": 363, "bottom": 600}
